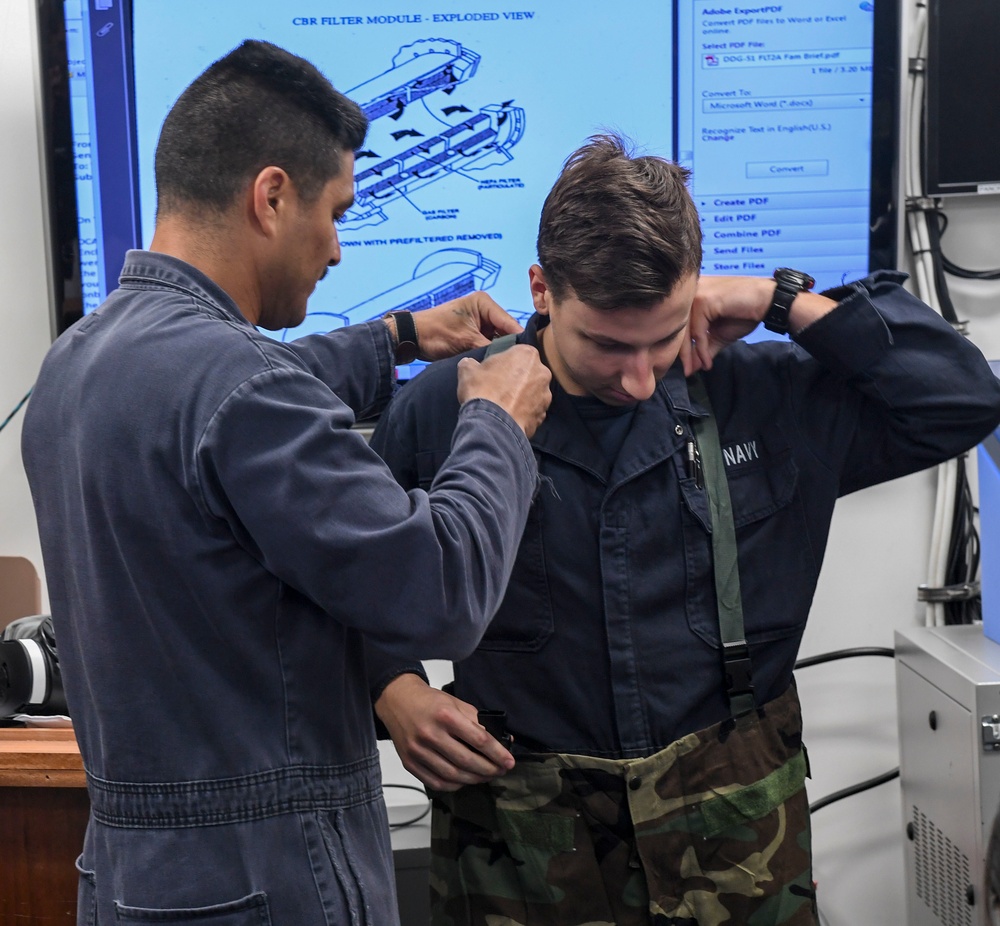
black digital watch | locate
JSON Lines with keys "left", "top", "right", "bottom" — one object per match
{"left": 763, "top": 267, "right": 816, "bottom": 335}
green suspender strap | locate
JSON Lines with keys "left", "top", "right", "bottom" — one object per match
{"left": 687, "top": 374, "right": 757, "bottom": 724}
{"left": 485, "top": 333, "right": 519, "bottom": 358}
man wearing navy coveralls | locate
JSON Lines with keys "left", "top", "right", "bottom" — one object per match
{"left": 20, "top": 40, "right": 553, "bottom": 925}
{"left": 368, "top": 134, "right": 1000, "bottom": 925}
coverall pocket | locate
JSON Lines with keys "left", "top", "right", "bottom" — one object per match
{"left": 695, "top": 749, "right": 807, "bottom": 839}
{"left": 430, "top": 781, "right": 623, "bottom": 924}
{"left": 476, "top": 500, "right": 555, "bottom": 652}
{"left": 649, "top": 751, "right": 814, "bottom": 925}
{"left": 666, "top": 786, "right": 814, "bottom": 924}
{"left": 491, "top": 782, "right": 594, "bottom": 907}
{"left": 113, "top": 891, "right": 271, "bottom": 924}
{"left": 418, "top": 446, "right": 554, "bottom": 652}
{"left": 726, "top": 444, "right": 797, "bottom": 530}
{"left": 311, "top": 808, "right": 388, "bottom": 926}
{"left": 482, "top": 766, "right": 651, "bottom": 923}
{"left": 680, "top": 422, "right": 819, "bottom": 647}
{"left": 75, "top": 855, "right": 98, "bottom": 926}
{"left": 648, "top": 694, "right": 816, "bottom": 925}
{"left": 726, "top": 445, "right": 819, "bottom": 642}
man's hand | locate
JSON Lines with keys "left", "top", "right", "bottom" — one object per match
{"left": 680, "top": 276, "right": 772, "bottom": 375}
{"left": 375, "top": 674, "right": 514, "bottom": 792}
{"left": 457, "top": 345, "right": 552, "bottom": 439}
{"left": 681, "top": 275, "right": 837, "bottom": 375}
{"left": 411, "top": 292, "right": 525, "bottom": 361}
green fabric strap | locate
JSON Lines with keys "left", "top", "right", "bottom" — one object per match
{"left": 697, "top": 749, "right": 807, "bottom": 837}
{"left": 687, "top": 375, "right": 756, "bottom": 720}
{"left": 485, "top": 333, "right": 519, "bottom": 358}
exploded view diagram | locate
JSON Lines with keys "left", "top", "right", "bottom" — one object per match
{"left": 280, "top": 248, "right": 504, "bottom": 341}
{"left": 342, "top": 247, "right": 502, "bottom": 322}
{"left": 343, "top": 38, "right": 526, "bottom": 229}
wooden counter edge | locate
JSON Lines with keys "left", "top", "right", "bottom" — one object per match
{"left": 0, "top": 726, "right": 86, "bottom": 787}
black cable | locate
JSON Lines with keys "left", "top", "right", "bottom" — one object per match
{"left": 0, "top": 388, "right": 32, "bottom": 435}
{"left": 793, "top": 646, "right": 894, "bottom": 669}
{"left": 943, "top": 254, "right": 1000, "bottom": 281}
{"left": 944, "top": 454, "right": 981, "bottom": 625}
{"left": 383, "top": 783, "right": 431, "bottom": 829}
{"left": 923, "top": 208, "right": 961, "bottom": 323}
{"left": 808, "top": 767, "right": 900, "bottom": 814}
{"left": 928, "top": 204, "right": 1000, "bottom": 279}
{"left": 794, "top": 647, "right": 898, "bottom": 814}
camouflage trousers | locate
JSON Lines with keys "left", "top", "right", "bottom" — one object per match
{"left": 429, "top": 685, "right": 816, "bottom": 926}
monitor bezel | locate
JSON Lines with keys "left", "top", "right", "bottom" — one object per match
{"left": 36, "top": 0, "right": 903, "bottom": 337}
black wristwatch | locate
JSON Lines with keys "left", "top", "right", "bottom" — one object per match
{"left": 386, "top": 310, "right": 419, "bottom": 365}
{"left": 763, "top": 268, "right": 815, "bottom": 335}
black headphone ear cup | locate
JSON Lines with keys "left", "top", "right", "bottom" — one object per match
{"left": 0, "top": 615, "right": 67, "bottom": 717}
{"left": 0, "top": 639, "right": 37, "bottom": 716}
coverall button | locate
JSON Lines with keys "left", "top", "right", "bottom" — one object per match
{"left": 629, "top": 776, "right": 642, "bottom": 790}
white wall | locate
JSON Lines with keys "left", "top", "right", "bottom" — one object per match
{"left": 4, "top": 0, "right": 1000, "bottom": 921}
{"left": 0, "top": 1, "right": 57, "bottom": 583}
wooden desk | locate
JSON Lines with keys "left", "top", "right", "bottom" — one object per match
{"left": 0, "top": 728, "right": 88, "bottom": 924}
{"left": 0, "top": 732, "right": 429, "bottom": 924}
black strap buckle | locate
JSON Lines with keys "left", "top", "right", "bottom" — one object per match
{"left": 723, "top": 640, "right": 755, "bottom": 698}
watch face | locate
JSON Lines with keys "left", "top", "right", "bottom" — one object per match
{"left": 395, "top": 343, "right": 418, "bottom": 365}
{"left": 774, "top": 267, "right": 815, "bottom": 290}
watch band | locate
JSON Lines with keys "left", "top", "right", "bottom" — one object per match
{"left": 386, "top": 310, "right": 419, "bottom": 365}
{"left": 763, "top": 268, "right": 815, "bottom": 335}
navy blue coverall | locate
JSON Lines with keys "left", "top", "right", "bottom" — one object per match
{"left": 368, "top": 272, "right": 1000, "bottom": 757}
{"left": 21, "top": 250, "right": 539, "bottom": 925}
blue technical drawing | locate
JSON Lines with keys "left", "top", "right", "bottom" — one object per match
{"left": 277, "top": 248, "right": 509, "bottom": 342}
{"left": 343, "top": 39, "right": 526, "bottom": 229}
{"left": 343, "top": 247, "right": 501, "bottom": 323}
{"left": 350, "top": 38, "right": 481, "bottom": 123}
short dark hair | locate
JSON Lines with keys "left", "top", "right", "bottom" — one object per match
{"left": 537, "top": 134, "right": 703, "bottom": 310}
{"left": 155, "top": 40, "right": 368, "bottom": 215}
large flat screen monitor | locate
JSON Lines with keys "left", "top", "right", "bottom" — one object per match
{"left": 38, "top": 0, "right": 901, "bottom": 372}
{"left": 924, "top": 0, "right": 1000, "bottom": 196}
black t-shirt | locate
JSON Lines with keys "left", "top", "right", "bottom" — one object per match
{"left": 566, "top": 392, "right": 637, "bottom": 464}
